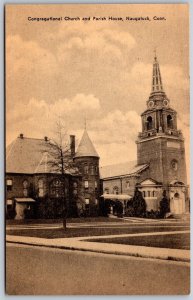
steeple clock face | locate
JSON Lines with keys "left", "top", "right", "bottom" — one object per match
{"left": 148, "top": 100, "right": 154, "bottom": 108}
{"left": 163, "top": 99, "right": 169, "bottom": 107}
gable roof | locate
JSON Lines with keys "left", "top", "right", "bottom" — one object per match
{"left": 6, "top": 136, "right": 53, "bottom": 174}
{"left": 100, "top": 161, "right": 149, "bottom": 179}
{"left": 138, "top": 178, "right": 162, "bottom": 186}
{"left": 75, "top": 129, "right": 99, "bottom": 158}
{"left": 6, "top": 136, "right": 72, "bottom": 174}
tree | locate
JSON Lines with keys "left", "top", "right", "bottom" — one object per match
{"left": 42, "top": 120, "right": 78, "bottom": 229}
{"left": 132, "top": 187, "right": 146, "bottom": 217}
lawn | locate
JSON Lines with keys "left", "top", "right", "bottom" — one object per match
{"left": 6, "top": 224, "right": 189, "bottom": 239}
{"left": 87, "top": 233, "right": 190, "bottom": 250}
{"left": 6, "top": 217, "right": 123, "bottom": 225}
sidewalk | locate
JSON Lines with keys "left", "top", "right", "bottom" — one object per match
{"left": 6, "top": 230, "right": 190, "bottom": 263}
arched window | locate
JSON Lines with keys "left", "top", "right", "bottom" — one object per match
{"left": 167, "top": 115, "right": 173, "bottom": 129}
{"left": 147, "top": 116, "right": 153, "bottom": 130}
{"left": 50, "top": 179, "right": 63, "bottom": 198}
{"left": 38, "top": 179, "right": 44, "bottom": 197}
{"left": 174, "top": 192, "right": 180, "bottom": 199}
{"left": 23, "top": 180, "right": 28, "bottom": 197}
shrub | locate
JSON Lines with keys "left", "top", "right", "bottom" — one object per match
{"left": 125, "top": 206, "right": 135, "bottom": 217}
{"left": 132, "top": 187, "right": 146, "bottom": 217}
{"left": 159, "top": 196, "right": 170, "bottom": 218}
{"left": 145, "top": 210, "right": 160, "bottom": 219}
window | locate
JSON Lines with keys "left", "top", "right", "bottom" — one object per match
{"left": 84, "top": 165, "right": 89, "bottom": 174}
{"left": 104, "top": 188, "right": 109, "bottom": 194}
{"left": 147, "top": 191, "right": 151, "bottom": 197}
{"left": 152, "top": 190, "right": 157, "bottom": 197}
{"left": 171, "top": 160, "right": 178, "bottom": 171}
{"left": 84, "top": 181, "right": 89, "bottom": 188}
{"left": 50, "top": 179, "right": 63, "bottom": 198}
{"left": 126, "top": 181, "right": 130, "bottom": 189}
{"left": 85, "top": 198, "right": 90, "bottom": 205}
{"left": 95, "top": 166, "right": 98, "bottom": 174}
{"left": 38, "top": 179, "right": 44, "bottom": 197}
{"left": 113, "top": 186, "right": 119, "bottom": 195}
{"left": 143, "top": 191, "right": 146, "bottom": 197}
{"left": 6, "top": 179, "right": 13, "bottom": 191}
{"left": 167, "top": 115, "right": 173, "bottom": 129}
{"left": 95, "top": 181, "right": 97, "bottom": 189}
{"left": 147, "top": 116, "right": 153, "bottom": 130}
{"left": 73, "top": 189, "right": 78, "bottom": 195}
{"left": 91, "top": 165, "right": 95, "bottom": 175}
{"left": 23, "top": 180, "right": 28, "bottom": 197}
{"left": 73, "top": 182, "right": 78, "bottom": 188}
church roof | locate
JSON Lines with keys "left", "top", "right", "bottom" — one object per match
{"left": 100, "top": 161, "right": 149, "bottom": 179}
{"left": 6, "top": 136, "right": 72, "bottom": 174}
{"left": 75, "top": 129, "right": 99, "bottom": 158}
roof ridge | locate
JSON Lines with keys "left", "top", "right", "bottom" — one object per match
{"left": 100, "top": 160, "right": 137, "bottom": 168}
{"left": 17, "top": 136, "right": 46, "bottom": 141}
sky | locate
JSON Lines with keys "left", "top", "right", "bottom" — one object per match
{"left": 6, "top": 4, "right": 189, "bottom": 175}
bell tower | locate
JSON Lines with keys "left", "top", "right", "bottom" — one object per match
{"left": 136, "top": 53, "right": 187, "bottom": 191}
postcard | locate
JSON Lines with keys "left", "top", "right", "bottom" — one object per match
{"left": 5, "top": 4, "right": 190, "bottom": 295}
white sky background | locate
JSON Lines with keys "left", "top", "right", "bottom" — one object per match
{"left": 6, "top": 4, "right": 189, "bottom": 179}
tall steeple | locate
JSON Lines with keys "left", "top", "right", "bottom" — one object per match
{"left": 147, "top": 52, "right": 169, "bottom": 109}
{"left": 151, "top": 51, "right": 164, "bottom": 93}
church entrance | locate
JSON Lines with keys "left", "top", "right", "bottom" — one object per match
{"left": 173, "top": 193, "right": 182, "bottom": 214}
{"left": 169, "top": 182, "right": 186, "bottom": 215}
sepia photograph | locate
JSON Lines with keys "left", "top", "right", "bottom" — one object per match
{"left": 5, "top": 3, "right": 190, "bottom": 295}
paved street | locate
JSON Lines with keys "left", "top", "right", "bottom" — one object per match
{"left": 6, "top": 243, "right": 190, "bottom": 295}
{"left": 6, "top": 217, "right": 190, "bottom": 295}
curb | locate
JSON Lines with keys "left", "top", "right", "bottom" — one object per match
{"left": 6, "top": 239, "right": 190, "bottom": 264}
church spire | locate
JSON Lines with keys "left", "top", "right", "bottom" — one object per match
{"left": 151, "top": 51, "right": 164, "bottom": 93}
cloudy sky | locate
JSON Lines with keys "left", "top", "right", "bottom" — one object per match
{"left": 6, "top": 4, "right": 189, "bottom": 173}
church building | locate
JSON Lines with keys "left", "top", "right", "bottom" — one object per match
{"left": 6, "top": 130, "right": 100, "bottom": 219}
{"left": 101, "top": 54, "right": 188, "bottom": 216}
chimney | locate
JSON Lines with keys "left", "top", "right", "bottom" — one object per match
{"left": 44, "top": 136, "right": 48, "bottom": 142}
{"left": 70, "top": 135, "right": 75, "bottom": 157}
{"left": 19, "top": 133, "right": 24, "bottom": 139}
